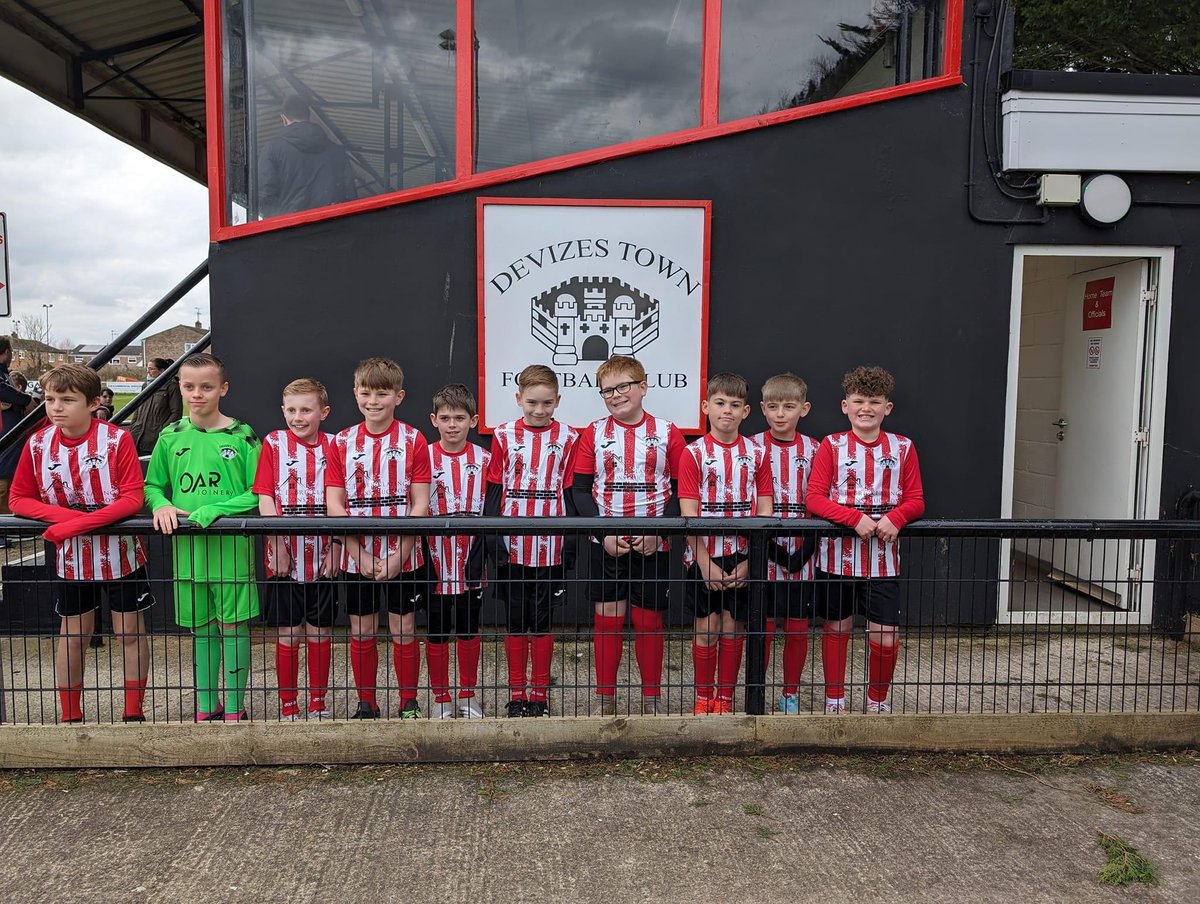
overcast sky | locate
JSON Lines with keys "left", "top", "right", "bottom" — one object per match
{"left": 0, "top": 77, "right": 209, "bottom": 351}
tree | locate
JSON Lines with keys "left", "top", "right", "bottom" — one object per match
{"left": 1014, "top": 0, "right": 1200, "bottom": 74}
{"left": 10, "top": 316, "right": 62, "bottom": 375}
{"left": 766, "top": 0, "right": 910, "bottom": 113}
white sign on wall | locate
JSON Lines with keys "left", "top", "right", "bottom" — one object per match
{"left": 478, "top": 199, "right": 710, "bottom": 431}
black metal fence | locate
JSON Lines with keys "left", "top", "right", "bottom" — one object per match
{"left": 0, "top": 516, "right": 1196, "bottom": 724}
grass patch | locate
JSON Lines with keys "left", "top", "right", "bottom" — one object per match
{"left": 0, "top": 750, "right": 1194, "bottom": 795}
{"left": 754, "top": 826, "right": 780, "bottom": 840}
{"left": 1096, "top": 831, "right": 1159, "bottom": 887}
{"left": 475, "top": 779, "right": 512, "bottom": 805}
{"left": 743, "top": 803, "right": 763, "bottom": 817}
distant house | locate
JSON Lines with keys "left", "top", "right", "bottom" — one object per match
{"left": 8, "top": 336, "right": 72, "bottom": 375}
{"left": 72, "top": 343, "right": 144, "bottom": 369}
{"left": 141, "top": 321, "right": 207, "bottom": 366}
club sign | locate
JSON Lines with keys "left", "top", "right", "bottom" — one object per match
{"left": 478, "top": 199, "right": 709, "bottom": 431}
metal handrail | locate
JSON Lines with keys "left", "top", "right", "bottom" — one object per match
{"left": 0, "top": 260, "right": 209, "bottom": 454}
{"left": 0, "top": 515, "right": 1196, "bottom": 540}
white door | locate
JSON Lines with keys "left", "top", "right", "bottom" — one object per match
{"left": 1052, "top": 260, "right": 1151, "bottom": 607}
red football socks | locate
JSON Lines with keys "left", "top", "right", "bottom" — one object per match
{"left": 630, "top": 606, "right": 664, "bottom": 697}
{"left": 868, "top": 639, "right": 900, "bottom": 703}
{"left": 58, "top": 684, "right": 83, "bottom": 723}
{"left": 822, "top": 626, "right": 851, "bottom": 700}
{"left": 275, "top": 641, "right": 300, "bottom": 705}
{"left": 426, "top": 641, "right": 451, "bottom": 703}
{"left": 692, "top": 640, "right": 716, "bottom": 702}
{"left": 716, "top": 636, "right": 745, "bottom": 702}
{"left": 349, "top": 637, "right": 378, "bottom": 705}
{"left": 306, "top": 638, "right": 332, "bottom": 706}
{"left": 456, "top": 636, "right": 481, "bottom": 697}
{"left": 764, "top": 618, "right": 776, "bottom": 674}
{"left": 781, "top": 618, "right": 809, "bottom": 697}
{"left": 593, "top": 613, "right": 625, "bottom": 697}
{"left": 529, "top": 634, "right": 554, "bottom": 702}
{"left": 123, "top": 678, "right": 148, "bottom": 720}
{"left": 504, "top": 635, "right": 530, "bottom": 700}
{"left": 394, "top": 639, "right": 420, "bottom": 705}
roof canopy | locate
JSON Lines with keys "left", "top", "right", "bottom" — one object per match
{"left": 0, "top": 0, "right": 206, "bottom": 183}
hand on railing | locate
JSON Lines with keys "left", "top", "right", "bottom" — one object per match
{"left": 875, "top": 515, "right": 901, "bottom": 543}
{"left": 151, "top": 506, "right": 190, "bottom": 535}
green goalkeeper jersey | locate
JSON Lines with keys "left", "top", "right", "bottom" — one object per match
{"left": 144, "top": 418, "right": 261, "bottom": 581}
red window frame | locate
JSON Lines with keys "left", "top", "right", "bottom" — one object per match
{"left": 204, "top": 0, "right": 964, "bottom": 243}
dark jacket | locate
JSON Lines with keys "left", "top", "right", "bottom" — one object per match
{"left": 130, "top": 377, "right": 183, "bottom": 456}
{"left": 258, "top": 121, "right": 354, "bottom": 218}
{"left": 0, "top": 364, "right": 33, "bottom": 479}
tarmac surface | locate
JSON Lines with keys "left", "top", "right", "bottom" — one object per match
{"left": 0, "top": 752, "right": 1197, "bottom": 903}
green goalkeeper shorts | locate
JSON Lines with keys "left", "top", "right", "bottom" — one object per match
{"left": 174, "top": 579, "right": 260, "bottom": 628}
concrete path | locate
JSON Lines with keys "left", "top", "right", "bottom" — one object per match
{"left": 0, "top": 752, "right": 1196, "bottom": 903}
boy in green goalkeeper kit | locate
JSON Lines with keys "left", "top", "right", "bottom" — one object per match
{"left": 145, "top": 353, "right": 261, "bottom": 721}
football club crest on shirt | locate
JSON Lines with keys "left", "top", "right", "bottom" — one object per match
{"left": 219, "top": 446, "right": 238, "bottom": 460}
{"left": 479, "top": 199, "right": 709, "bottom": 432}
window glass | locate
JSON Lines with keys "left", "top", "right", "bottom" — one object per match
{"left": 223, "top": 0, "right": 456, "bottom": 223}
{"left": 474, "top": 0, "right": 704, "bottom": 172}
{"left": 719, "top": 0, "right": 945, "bottom": 123}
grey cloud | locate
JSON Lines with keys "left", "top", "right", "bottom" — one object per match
{"left": 0, "top": 78, "right": 209, "bottom": 347}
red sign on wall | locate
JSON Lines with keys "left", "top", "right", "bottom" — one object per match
{"left": 1082, "top": 276, "right": 1114, "bottom": 330}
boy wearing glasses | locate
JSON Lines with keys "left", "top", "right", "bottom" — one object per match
{"left": 572, "top": 356, "right": 686, "bottom": 715}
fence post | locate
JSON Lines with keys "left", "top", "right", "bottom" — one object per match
{"left": 744, "top": 530, "right": 767, "bottom": 716}
{"left": 0, "top": 630, "right": 6, "bottom": 724}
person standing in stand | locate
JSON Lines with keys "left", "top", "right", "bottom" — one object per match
{"left": 130, "top": 358, "right": 182, "bottom": 456}
{"left": 0, "top": 337, "right": 34, "bottom": 536}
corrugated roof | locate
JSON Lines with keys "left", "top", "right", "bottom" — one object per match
{"left": 0, "top": 0, "right": 206, "bottom": 182}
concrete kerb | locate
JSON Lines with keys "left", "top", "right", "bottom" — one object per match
{"left": 1, "top": 712, "right": 1198, "bottom": 769}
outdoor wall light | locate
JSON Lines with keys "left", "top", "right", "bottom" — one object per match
{"left": 1079, "top": 174, "right": 1133, "bottom": 227}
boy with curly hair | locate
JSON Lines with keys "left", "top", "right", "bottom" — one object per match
{"left": 806, "top": 365, "right": 924, "bottom": 714}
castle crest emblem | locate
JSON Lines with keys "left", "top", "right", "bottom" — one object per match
{"left": 531, "top": 276, "right": 660, "bottom": 365}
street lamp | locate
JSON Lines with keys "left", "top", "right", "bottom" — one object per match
{"left": 41, "top": 303, "right": 53, "bottom": 337}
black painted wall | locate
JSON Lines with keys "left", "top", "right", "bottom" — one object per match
{"left": 207, "top": 24, "right": 1200, "bottom": 625}
{"left": 212, "top": 88, "right": 1015, "bottom": 513}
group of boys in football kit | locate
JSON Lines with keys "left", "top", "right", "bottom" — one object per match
{"left": 10, "top": 349, "right": 922, "bottom": 723}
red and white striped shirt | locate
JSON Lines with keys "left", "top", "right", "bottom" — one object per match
{"left": 677, "top": 434, "right": 772, "bottom": 567}
{"left": 573, "top": 412, "right": 686, "bottom": 551}
{"left": 252, "top": 429, "right": 334, "bottom": 581}
{"left": 12, "top": 421, "right": 146, "bottom": 580}
{"left": 753, "top": 431, "right": 820, "bottom": 581}
{"left": 485, "top": 419, "right": 578, "bottom": 567}
{"left": 427, "top": 441, "right": 490, "bottom": 595}
{"left": 806, "top": 430, "right": 925, "bottom": 578}
{"left": 327, "top": 420, "right": 431, "bottom": 574}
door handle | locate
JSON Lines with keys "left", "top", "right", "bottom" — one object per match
{"left": 1053, "top": 418, "right": 1068, "bottom": 441}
